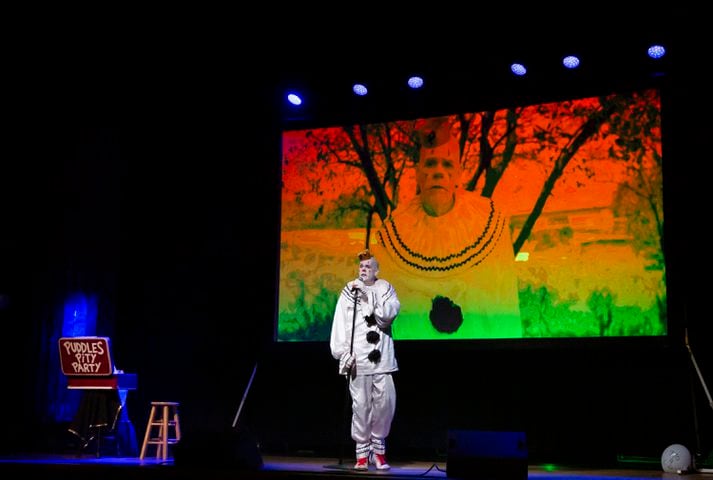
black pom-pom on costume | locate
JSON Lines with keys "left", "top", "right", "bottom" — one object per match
{"left": 430, "top": 295, "right": 463, "bottom": 333}
{"left": 366, "top": 331, "right": 380, "bottom": 344}
{"left": 365, "top": 314, "right": 376, "bottom": 327}
{"left": 368, "top": 349, "right": 381, "bottom": 363}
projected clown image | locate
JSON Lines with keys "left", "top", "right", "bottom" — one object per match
{"left": 372, "top": 118, "right": 520, "bottom": 339}
{"left": 277, "top": 88, "right": 666, "bottom": 342}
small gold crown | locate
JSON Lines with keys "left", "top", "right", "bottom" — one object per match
{"left": 418, "top": 117, "right": 452, "bottom": 149}
{"left": 357, "top": 249, "right": 373, "bottom": 260}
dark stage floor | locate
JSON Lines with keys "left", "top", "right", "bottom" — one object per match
{"left": 1, "top": 453, "right": 712, "bottom": 480}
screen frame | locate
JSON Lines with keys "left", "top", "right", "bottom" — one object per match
{"left": 274, "top": 76, "right": 679, "bottom": 350}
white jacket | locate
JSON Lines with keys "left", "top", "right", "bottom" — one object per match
{"left": 330, "top": 278, "right": 400, "bottom": 375}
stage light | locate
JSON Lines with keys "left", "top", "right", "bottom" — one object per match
{"left": 407, "top": 76, "right": 424, "bottom": 89}
{"left": 647, "top": 44, "right": 666, "bottom": 59}
{"left": 287, "top": 92, "right": 303, "bottom": 106}
{"left": 510, "top": 63, "right": 527, "bottom": 76}
{"left": 562, "top": 55, "right": 580, "bottom": 69}
{"left": 353, "top": 83, "right": 368, "bottom": 96}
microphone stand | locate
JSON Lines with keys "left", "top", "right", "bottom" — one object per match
{"left": 324, "top": 286, "right": 359, "bottom": 471}
{"left": 232, "top": 362, "right": 258, "bottom": 429}
{"left": 684, "top": 329, "right": 713, "bottom": 473}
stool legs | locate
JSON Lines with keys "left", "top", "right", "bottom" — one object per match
{"left": 160, "top": 405, "right": 169, "bottom": 460}
{"left": 139, "top": 402, "right": 181, "bottom": 461}
{"left": 139, "top": 404, "right": 157, "bottom": 460}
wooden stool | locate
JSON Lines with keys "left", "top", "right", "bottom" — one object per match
{"left": 139, "top": 401, "right": 181, "bottom": 461}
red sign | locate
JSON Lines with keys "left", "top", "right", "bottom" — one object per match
{"left": 58, "top": 336, "right": 113, "bottom": 376}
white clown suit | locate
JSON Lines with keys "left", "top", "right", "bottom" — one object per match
{"left": 330, "top": 273, "right": 400, "bottom": 468}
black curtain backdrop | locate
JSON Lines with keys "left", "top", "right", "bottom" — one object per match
{"left": 2, "top": 14, "right": 711, "bottom": 465}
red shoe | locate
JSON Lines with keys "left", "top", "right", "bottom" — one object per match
{"left": 370, "top": 453, "right": 390, "bottom": 470}
{"left": 354, "top": 457, "right": 368, "bottom": 470}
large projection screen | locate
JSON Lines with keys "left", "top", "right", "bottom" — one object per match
{"left": 277, "top": 87, "right": 666, "bottom": 343}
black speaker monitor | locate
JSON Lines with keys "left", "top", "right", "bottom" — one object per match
{"left": 447, "top": 430, "right": 527, "bottom": 480}
{"left": 173, "top": 428, "right": 263, "bottom": 470}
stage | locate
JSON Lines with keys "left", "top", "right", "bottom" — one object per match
{"left": 1, "top": 453, "right": 711, "bottom": 479}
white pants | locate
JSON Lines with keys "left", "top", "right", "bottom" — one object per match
{"left": 349, "top": 373, "right": 395, "bottom": 457}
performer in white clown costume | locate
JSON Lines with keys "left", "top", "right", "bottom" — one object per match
{"left": 330, "top": 249, "right": 400, "bottom": 471}
{"left": 371, "top": 116, "right": 522, "bottom": 340}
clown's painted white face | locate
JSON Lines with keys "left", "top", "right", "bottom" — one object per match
{"left": 417, "top": 138, "right": 461, "bottom": 217}
{"left": 358, "top": 258, "right": 378, "bottom": 285}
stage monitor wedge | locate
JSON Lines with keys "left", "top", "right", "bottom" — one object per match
{"left": 447, "top": 429, "right": 527, "bottom": 480}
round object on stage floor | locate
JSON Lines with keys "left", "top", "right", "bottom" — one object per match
{"left": 661, "top": 443, "right": 692, "bottom": 474}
